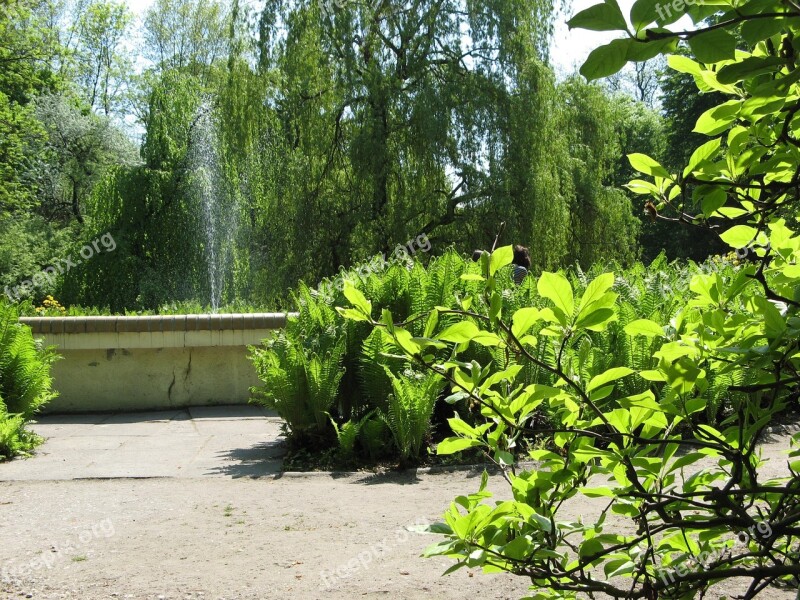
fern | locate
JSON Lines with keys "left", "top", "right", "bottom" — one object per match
{"left": 249, "top": 335, "right": 311, "bottom": 433}
{"left": 304, "top": 338, "right": 346, "bottom": 431}
{"left": 358, "top": 328, "right": 406, "bottom": 414}
{"left": 359, "top": 416, "right": 391, "bottom": 460}
{"left": 0, "top": 302, "right": 57, "bottom": 460}
{"left": 330, "top": 410, "right": 375, "bottom": 457}
{"left": 382, "top": 368, "right": 444, "bottom": 462}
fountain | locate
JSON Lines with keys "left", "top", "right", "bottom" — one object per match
{"left": 186, "top": 103, "right": 238, "bottom": 312}
{"left": 14, "top": 105, "right": 291, "bottom": 413}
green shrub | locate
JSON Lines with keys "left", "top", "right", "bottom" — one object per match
{"left": 340, "top": 244, "right": 800, "bottom": 598}
{"left": 0, "top": 300, "right": 58, "bottom": 460}
{"left": 251, "top": 245, "right": 741, "bottom": 464}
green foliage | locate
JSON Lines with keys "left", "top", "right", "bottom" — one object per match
{"left": 340, "top": 4, "right": 800, "bottom": 597}
{"left": 383, "top": 369, "right": 444, "bottom": 464}
{"left": 249, "top": 330, "right": 345, "bottom": 438}
{"left": 341, "top": 238, "right": 800, "bottom": 597}
{"left": 249, "top": 334, "right": 310, "bottom": 434}
{"left": 0, "top": 299, "right": 58, "bottom": 460}
{"left": 253, "top": 247, "right": 740, "bottom": 468}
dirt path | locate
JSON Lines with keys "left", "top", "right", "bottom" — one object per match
{"left": 0, "top": 472, "right": 535, "bottom": 600}
{"left": 0, "top": 410, "right": 797, "bottom": 600}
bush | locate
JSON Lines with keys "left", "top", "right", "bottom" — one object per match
{"left": 250, "top": 246, "right": 732, "bottom": 466}
{"left": 340, "top": 244, "right": 800, "bottom": 598}
{"left": 0, "top": 300, "right": 58, "bottom": 460}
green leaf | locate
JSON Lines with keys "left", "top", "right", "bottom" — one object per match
{"left": 438, "top": 321, "right": 481, "bottom": 344}
{"left": 437, "top": 437, "right": 481, "bottom": 455}
{"left": 568, "top": 0, "right": 627, "bottom": 31}
{"left": 626, "top": 179, "right": 659, "bottom": 195}
{"left": 668, "top": 54, "right": 703, "bottom": 76}
{"left": 719, "top": 225, "right": 757, "bottom": 249}
{"left": 741, "top": 17, "right": 797, "bottom": 45}
{"left": 630, "top": 0, "right": 661, "bottom": 30}
{"left": 698, "top": 187, "right": 727, "bottom": 216}
{"left": 628, "top": 153, "right": 670, "bottom": 178}
{"left": 717, "top": 56, "right": 785, "bottom": 85}
{"left": 579, "top": 538, "right": 605, "bottom": 559}
{"left": 577, "top": 273, "right": 615, "bottom": 315}
{"left": 754, "top": 296, "right": 786, "bottom": 338}
{"left": 538, "top": 272, "right": 574, "bottom": 321}
{"left": 627, "top": 36, "right": 679, "bottom": 61}
{"left": 489, "top": 245, "right": 513, "bottom": 277}
{"left": 336, "top": 307, "right": 371, "bottom": 322}
{"left": 688, "top": 29, "right": 737, "bottom": 63}
{"left": 624, "top": 319, "right": 664, "bottom": 337}
{"left": 576, "top": 307, "right": 616, "bottom": 331}
{"left": 580, "top": 38, "right": 632, "bottom": 80}
{"left": 343, "top": 281, "right": 372, "bottom": 316}
{"left": 588, "top": 367, "right": 634, "bottom": 393}
{"left": 511, "top": 307, "right": 542, "bottom": 338}
{"left": 684, "top": 138, "right": 721, "bottom": 174}
{"left": 693, "top": 100, "right": 741, "bottom": 136}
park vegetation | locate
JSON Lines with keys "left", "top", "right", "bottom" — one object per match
{"left": 1, "top": 0, "right": 798, "bottom": 595}
{"left": 335, "top": 0, "right": 800, "bottom": 597}
{"left": 0, "top": 299, "right": 58, "bottom": 460}
{"left": 3, "top": 0, "right": 712, "bottom": 312}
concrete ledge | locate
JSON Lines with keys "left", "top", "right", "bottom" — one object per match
{"left": 19, "top": 313, "right": 294, "bottom": 413}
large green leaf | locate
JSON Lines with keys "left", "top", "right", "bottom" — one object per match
{"left": 489, "top": 245, "right": 513, "bottom": 277}
{"left": 628, "top": 153, "right": 670, "bottom": 178}
{"left": 438, "top": 321, "right": 481, "bottom": 343}
{"left": 624, "top": 319, "right": 664, "bottom": 337}
{"left": 587, "top": 367, "right": 634, "bottom": 393}
{"left": 580, "top": 38, "right": 632, "bottom": 80}
{"left": 568, "top": 0, "right": 627, "bottom": 31}
{"left": 719, "top": 225, "right": 757, "bottom": 249}
{"left": 688, "top": 29, "right": 737, "bottom": 63}
{"left": 511, "top": 307, "right": 542, "bottom": 338}
{"left": 537, "top": 272, "right": 574, "bottom": 322}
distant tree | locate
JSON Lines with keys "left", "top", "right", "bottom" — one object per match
{"left": 0, "top": 0, "right": 59, "bottom": 215}
{"left": 142, "top": 0, "right": 230, "bottom": 80}
{"left": 70, "top": 0, "right": 134, "bottom": 116}
{"left": 34, "top": 93, "right": 138, "bottom": 223}
{"left": 604, "top": 56, "right": 665, "bottom": 109}
{"left": 559, "top": 77, "right": 641, "bottom": 266}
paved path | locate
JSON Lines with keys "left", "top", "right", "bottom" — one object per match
{"left": 0, "top": 406, "right": 284, "bottom": 481}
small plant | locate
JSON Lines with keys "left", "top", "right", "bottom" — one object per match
{"left": 382, "top": 368, "right": 444, "bottom": 464}
{"left": 34, "top": 295, "right": 66, "bottom": 316}
{"left": 0, "top": 300, "right": 59, "bottom": 460}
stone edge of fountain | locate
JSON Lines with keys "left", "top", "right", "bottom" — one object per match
{"left": 20, "top": 313, "right": 298, "bottom": 335}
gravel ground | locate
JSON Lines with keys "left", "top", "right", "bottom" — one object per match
{"left": 0, "top": 413, "right": 798, "bottom": 600}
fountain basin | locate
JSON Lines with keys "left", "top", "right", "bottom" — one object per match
{"left": 20, "top": 314, "right": 292, "bottom": 413}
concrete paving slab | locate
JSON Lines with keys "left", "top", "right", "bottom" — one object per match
{"left": 0, "top": 406, "right": 284, "bottom": 481}
{"left": 188, "top": 405, "right": 277, "bottom": 420}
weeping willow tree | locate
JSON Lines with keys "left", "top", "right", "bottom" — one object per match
{"left": 61, "top": 0, "right": 644, "bottom": 309}
{"left": 244, "top": 0, "right": 640, "bottom": 300}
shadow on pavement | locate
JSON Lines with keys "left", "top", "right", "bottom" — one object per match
{"left": 205, "top": 441, "right": 285, "bottom": 478}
